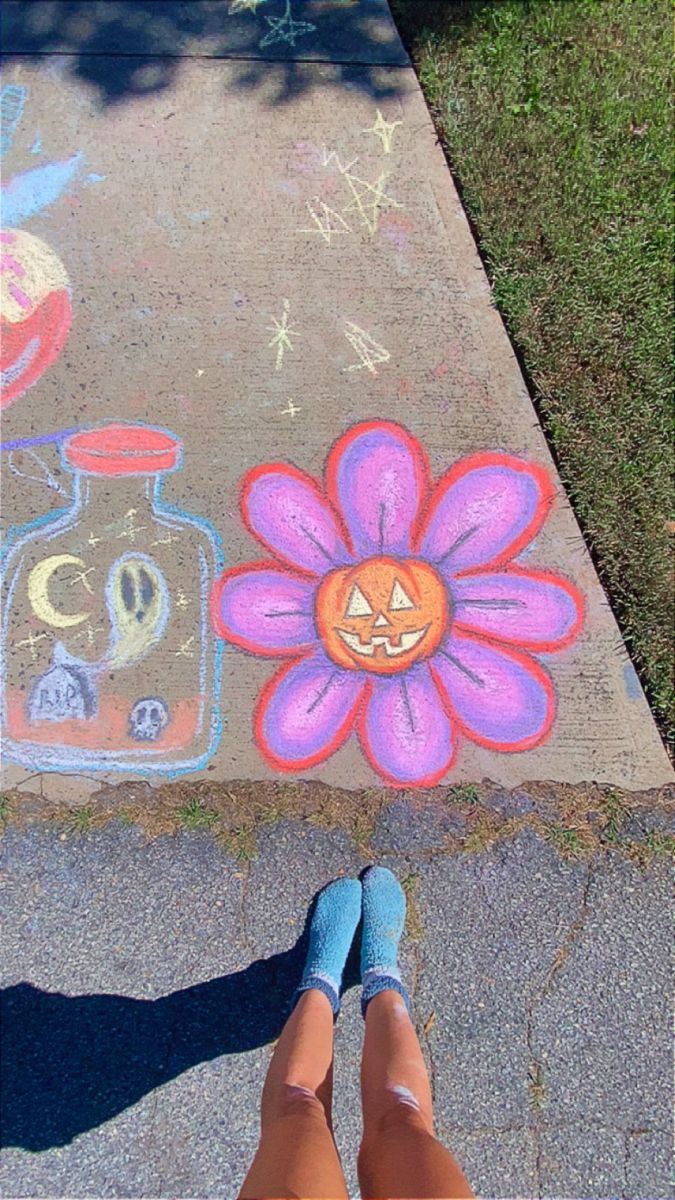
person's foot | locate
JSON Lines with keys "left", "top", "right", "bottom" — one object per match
{"left": 296, "top": 877, "right": 362, "bottom": 1015}
{"left": 360, "top": 866, "right": 411, "bottom": 1016}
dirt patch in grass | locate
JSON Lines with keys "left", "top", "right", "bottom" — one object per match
{"left": 392, "top": 0, "right": 674, "bottom": 745}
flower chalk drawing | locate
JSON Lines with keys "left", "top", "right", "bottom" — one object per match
{"left": 211, "top": 421, "right": 584, "bottom": 786}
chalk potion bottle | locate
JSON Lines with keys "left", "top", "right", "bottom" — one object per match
{"left": 1, "top": 422, "right": 222, "bottom": 774}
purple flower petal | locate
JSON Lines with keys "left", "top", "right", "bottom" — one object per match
{"left": 326, "top": 421, "right": 429, "bottom": 557}
{"left": 360, "top": 663, "right": 456, "bottom": 786}
{"left": 432, "top": 633, "right": 554, "bottom": 750}
{"left": 256, "top": 651, "right": 366, "bottom": 770}
{"left": 451, "top": 569, "right": 583, "bottom": 651}
{"left": 242, "top": 464, "right": 351, "bottom": 576}
{"left": 212, "top": 564, "right": 317, "bottom": 656}
{"left": 416, "top": 454, "right": 554, "bottom": 573}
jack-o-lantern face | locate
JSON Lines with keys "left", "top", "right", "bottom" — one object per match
{"left": 316, "top": 556, "right": 450, "bottom": 675}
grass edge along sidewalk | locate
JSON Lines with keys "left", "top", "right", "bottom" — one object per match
{"left": 392, "top": 0, "right": 674, "bottom": 747}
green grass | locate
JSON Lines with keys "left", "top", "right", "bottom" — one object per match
{"left": 218, "top": 824, "right": 257, "bottom": 861}
{"left": 447, "top": 783, "right": 481, "bottom": 805}
{"left": 393, "top": 0, "right": 674, "bottom": 742}
{"left": 0, "top": 794, "right": 10, "bottom": 828}
{"left": 175, "top": 797, "right": 219, "bottom": 831}
{"left": 65, "top": 805, "right": 96, "bottom": 835}
{"left": 546, "top": 822, "right": 591, "bottom": 860}
{"left": 597, "top": 790, "right": 629, "bottom": 845}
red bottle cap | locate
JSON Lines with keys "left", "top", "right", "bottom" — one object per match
{"left": 63, "top": 423, "right": 181, "bottom": 476}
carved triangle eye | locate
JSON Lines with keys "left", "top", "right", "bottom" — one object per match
{"left": 345, "top": 584, "right": 373, "bottom": 618}
{"left": 389, "top": 578, "right": 414, "bottom": 611}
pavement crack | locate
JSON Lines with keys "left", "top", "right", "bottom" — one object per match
{"left": 238, "top": 859, "right": 254, "bottom": 962}
{"left": 524, "top": 858, "right": 596, "bottom": 1199}
{"left": 622, "top": 1129, "right": 631, "bottom": 1200}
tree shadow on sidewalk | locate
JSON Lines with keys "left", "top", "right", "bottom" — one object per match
{"left": 1, "top": 889, "right": 362, "bottom": 1153}
{"left": 1, "top": 0, "right": 408, "bottom": 107}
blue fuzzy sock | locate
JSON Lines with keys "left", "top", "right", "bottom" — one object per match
{"left": 360, "top": 866, "right": 411, "bottom": 1016}
{"left": 295, "top": 878, "right": 362, "bottom": 1015}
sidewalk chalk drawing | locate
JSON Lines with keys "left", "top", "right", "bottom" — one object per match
{"left": 0, "top": 228, "right": 72, "bottom": 408}
{"left": 212, "top": 420, "right": 584, "bottom": 787}
{"left": 1, "top": 422, "right": 223, "bottom": 776}
{"left": 0, "top": 84, "right": 28, "bottom": 157}
{"left": 0, "top": 85, "right": 104, "bottom": 410}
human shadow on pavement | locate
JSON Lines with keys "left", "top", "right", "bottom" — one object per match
{"left": 1, "top": 0, "right": 407, "bottom": 107}
{"left": 1, "top": 895, "right": 362, "bottom": 1152}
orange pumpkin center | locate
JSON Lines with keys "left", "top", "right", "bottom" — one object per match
{"left": 316, "top": 556, "right": 449, "bottom": 675}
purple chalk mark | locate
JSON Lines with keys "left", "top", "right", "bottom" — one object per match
{"left": 0, "top": 254, "right": 25, "bottom": 276}
{"left": 8, "top": 283, "right": 32, "bottom": 311}
{"left": 0, "top": 427, "right": 82, "bottom": 452}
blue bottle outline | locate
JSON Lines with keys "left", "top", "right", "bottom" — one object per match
{"left": 1, "top": 420, "right": 224, "bottom": 777}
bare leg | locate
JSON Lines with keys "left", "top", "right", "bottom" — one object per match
{"left": 358, "top": 990, "right": 474, "bottom": 1199}
{"left": 239, "top": 989, "right": 348, "bottom": 1199}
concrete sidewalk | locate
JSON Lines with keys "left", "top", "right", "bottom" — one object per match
{"left": 1, "top": 805, "right": 671, "bottom": 1199}
{"left": 1, "top": 0, "right": 671, "bottom": 797}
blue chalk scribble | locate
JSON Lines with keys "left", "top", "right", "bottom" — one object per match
{"left": 0, "top": 85, "right": 28, "bottom": 157}
{"left": 2, "top": 152, "right": 84, "bottom": 225}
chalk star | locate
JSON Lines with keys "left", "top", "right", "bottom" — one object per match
{"left": 341, "top": 167, "right": 402, "bottom": 235}
{"left": 229, "top": 0, "right": 268, "bottom": 11}
{"left": 175, "top": 635, "right": 195, "bottom": 658}
{"left": 66, "top": 565, "right": 97, "bottom": 595}
{"left": 260, "top": 0, "right": 316, "bottom": 49}
{"left": 281, "top": 399, "right": 301, "bottom": 418}
{"left": 73, "top": 621, "right": 105, "bottom": 648}
{"left": 268, "top": 299, "right": 299, "bottom": 370}
{"left": 176, "top": 590, "right": 189, "bottom": 608}
{"left": 116, "top": 507, "right": 147, "bottom": 543}
{"left": 362, "top": 109, "right": 402, "bottom": 155}
{"left": 15, "top": 629, "right": 53, "bottom": 660}
{"left": 344, "top": 321, "right": 391, "bottom": 375}
{"left": 299, "top": 197, "right": 352, "bottom": 244}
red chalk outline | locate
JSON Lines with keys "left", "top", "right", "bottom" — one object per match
{"left": 253, "top": 654, "right": 368, "bottom": 772}
{"left": 356, "top": 665, "right": 458, "bottom": 789}
{"left": 240, "top": 461, "right": 352, "bottom": 578}
{"left": 451, "top": 564, "right": 585, "bottom": 654}
{"left": 325, "top": 418, "right": 432, "bottom": 548}
{"left": 431, "top": 631, "right": 557, "bottom": 753}
{"left": 1, "top": 288, "right": 72, "bottom": 408}
{"left": 210, "top": 560, "right": 318, "bottom": 659}
{"left": 412, "top": 451, "right": 555, "bottom": 571}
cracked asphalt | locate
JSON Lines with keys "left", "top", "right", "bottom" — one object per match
{"left": 1, "top": 803, "right": 671, "bottom": 1199}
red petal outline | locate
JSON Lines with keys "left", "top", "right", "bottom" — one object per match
{"left": 356, "top": 668, "right": 458, "bottom": 789}
{"left": 210, "top": 560, "right": 318, "bottom": 658}
{"left": 325, "top": 418, "right": 431, "bottom": 543}
{"left": 240, "top": 461, "right": 353, "bottom": 577}
{"left": 1, "top": 288, "right": 72, "bottom": 409}
{"left": 254, "top": 656, "right": 368, "bottom": 772}
{"left": 412, "top": 452, "right": 555, "bottom": 569}
{"left": 452, "top": 565, "right": 585, "bottom": 654}
{"left": 431, "top": 632, "right": 556, "bottom": 753}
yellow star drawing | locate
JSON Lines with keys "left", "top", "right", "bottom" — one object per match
{"left": 362, "top": 109, "right": 402, "bottom": 155}
{"left": 344, "top": 322, "right": 391, "bottom": 375}
{"left": 229, "top": 0, "right": 268, "bottom": 13}
{"left": 300, "top": 197, "right": 352, "bottom": 244}
{"left": 268, "top": 299, "right": 300, "bottom": 370}
{"left": 341, "top": 169, "right": 402, "bottom": 236}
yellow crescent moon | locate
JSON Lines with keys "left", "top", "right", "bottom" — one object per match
{"left": 27, "top": 554, "right": 90, "bottom": 629}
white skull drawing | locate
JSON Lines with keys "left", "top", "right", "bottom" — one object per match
{"left": 128, "top": 697, "right": 169, "bottom": 741}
